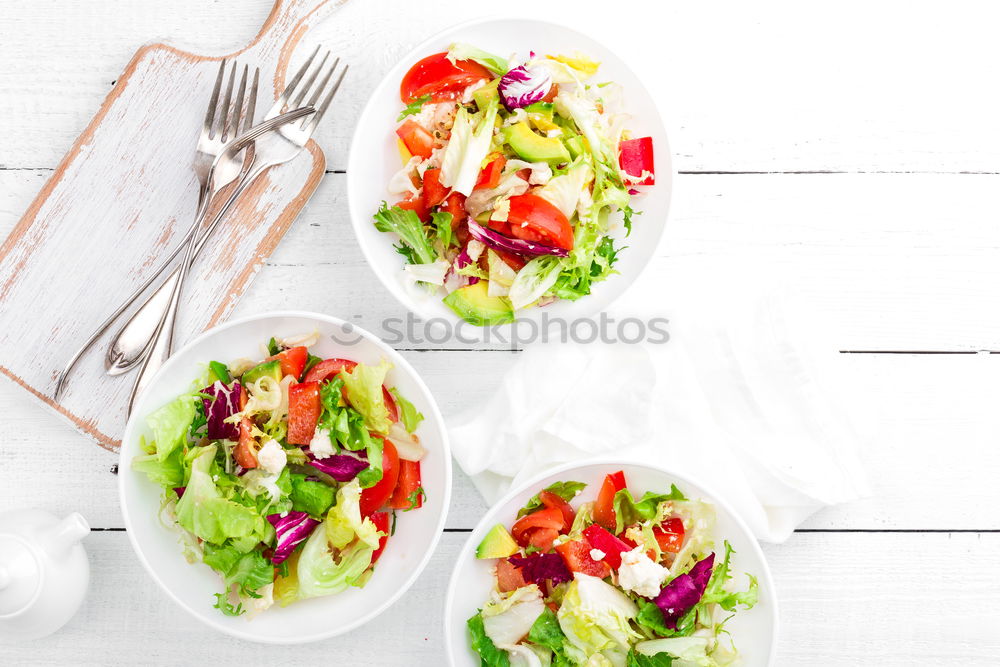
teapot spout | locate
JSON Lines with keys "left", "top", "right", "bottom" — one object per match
{"left": 39, "top": 512, "right": 90, "bottom": 557}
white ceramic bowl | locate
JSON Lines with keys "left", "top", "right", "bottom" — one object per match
{"left": 348, "top": 17, "right": 673, "bottom": 331}
{"left": 119, "top": 312, "right": 451, "bottom": 643}
{"left": 444, "top": 460, "right": 778, "bottom": 666}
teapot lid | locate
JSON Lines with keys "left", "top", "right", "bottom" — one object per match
{"left": 0, "top": 535, "right": 40, "bottom": 616}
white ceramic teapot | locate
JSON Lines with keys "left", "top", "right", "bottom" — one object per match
{"left": 0, "top": 509, "right": 90, "bottom": 641}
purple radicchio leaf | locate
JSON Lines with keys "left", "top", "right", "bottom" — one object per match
{"left": 200, "top": 380, "right": 243, "bottom": 441}
{"left": 308, "top": 451, "right": 370, "bottom": 482}
{"left": 507, "top": 552, "right": 573, "bottom": 586}
{"left": 652, "top": 553, "right": 716, "bottom": 629}
{"left": 498, "top": 63, "right": 552, "bottom": 110}
{"left": 266, "top": 511, "right": 320, "bottom": 564}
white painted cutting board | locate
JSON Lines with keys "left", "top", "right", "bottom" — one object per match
{"left": 0, "top": 0, "right": 345, "bottom": 450}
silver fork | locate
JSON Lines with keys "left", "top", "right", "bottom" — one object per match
{"left": 53, "top": 60, "right": 258, "bottom": 398}
{"left": 125, "top": 49, "right": 348, "bottom": 413}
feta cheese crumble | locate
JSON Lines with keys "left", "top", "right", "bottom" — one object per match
{"left": 257, "top": 439, "right": 287, "bottom": 475}
{"left": 617, "top": 546, "right": 668, "bottom": 598}
{"left": 309, "top": 428, "right": 335, "bottom": 459}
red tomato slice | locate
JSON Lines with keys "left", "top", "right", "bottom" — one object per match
{"left": 383, "top": 386, "right": 399, "bottom": 423}
{"left": 653, "top": 517, "right": 686, "bottom": 554}
{"left": 399, "top": 52, "right": 491, "bottom": 103}
{"left": 368, "top": 511, "right": 391, "bottom": 564}
{"left": 360, "top": 440, "right": 400, "bottom": 515}
{"left": 395, "top": 119, "right": 435, "bottom": 159}
{"left": 422, "top": 167, "right": 447, "bottom": 207}
{"left": 389, "top": 459, "right": 423, "bottom": 510}
{"left": 582, "top": 525, "right": 632, "bottom": 569}
{"left": 304, "top": 357, "right": 357, "bottom": 383}
{"left": 527, "top": 527, "right": 560, "bottom": 553}
{"left": 397, "top": 191, "right": 430, "bottom": 223}
{"left": 539, "top": 490, "right": 576, "bottom": 528}
{"left": 475, "top": 155, "right": 506, "bottom": 190}
{"left": 511, "top": 508, "right": 565, "bottom": 547}
{"left": 555, "top": 538, "right": 611, "bottom": 578}
{"left": 540, "top": 83, "right": 559, "bottom": 103}
{"left": 593, "top": 471, "right": 627, "bottom": 532}
{"left": 492, "top": 248, "right": 527, "bottom": 271}
{"left": 267, "top": 346, "right": 308, "bottom": 380}
{"left": 234, "top": 387, "right": 258, "bottom": 468}
{"left": 507, "top": 193, "right": 574, "bottom": 250}
{"left": 287, "top": 381, "right": 322, "bottom": 445}
{"left": 496, "top": 559, "right": 528, "bottom": 592}
{"left": 442, "top": 191, "right": 467, "bottom": 224}
{"left": 618, "top": 136, "right": 655, "bottom": 185}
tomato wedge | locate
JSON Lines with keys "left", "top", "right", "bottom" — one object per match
{"left": 618, "top": 136, "right": 655, "bottom": 185}
{"left": 496, "top": 559, "right": 528, "bottom": 592}
{"left": 304, "top": 357, "right": 357, "bottom": 383}
{"left": 360, "top": 440, "right": 400, "bottom": 515}
{"left": 399, "top": 52, "right": 491, "bottom": 103}
{"left": 442, "top": 191, "right": 467, "bottom": 225}
{"left": 368, "top": 511, "right": 391, "bottom": 564}
{"left": 389, "top": 459, "right": 423, "bottom": 510}
{"left": 397, "top": 191, "right": 429, "bottom": 222}
{"left": 511, "top": 508, "right": 565, "bottom": 547}
{"left": 422, "top": 167, "right": 447, "bottom": 207}
{"left": 287, "top": 381, "right": 322, "bottom": 445}
{"left": 475, "top": 155, "right": 506, "bottom": 190}
{"left": 234, "top": 387, "right": 258, "bottom": 468}
{"left": 267, "top": 345, "right": 308, "bottom": 380}
{"left": 395, "top": 119, "right": 435, "bottom": 159}
{"left": 593, "top": 471, "right": 627, "bottom": 532}
{"left": 539, "top": 490, "right": 576, "bottom": 527}
{"left": 527, "top": 527, "right": 560, "bottom": 553}
{"left": 583, "top": 525, "right": 632, "bottom": 569}
{"left": 653, "top": 517, "right": 686, "bottom": 554}
{"left": 507, "top": 193, "right": 574, "bottom": 250}
{"left": 555, "top": 538, "right": 611, "bottom": 578}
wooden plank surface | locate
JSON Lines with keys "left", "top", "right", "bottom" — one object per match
{"left": 2, "top": 0, "right": 999, "bottom": 664}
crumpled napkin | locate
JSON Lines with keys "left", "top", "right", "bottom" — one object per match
{"left": 449, "top": 281, "right": 870, "bottom": 543}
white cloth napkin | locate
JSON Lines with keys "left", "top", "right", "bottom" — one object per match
{"left": 450, "top": 271, "right": 870, "bottom": 543}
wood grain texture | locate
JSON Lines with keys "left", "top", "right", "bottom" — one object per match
{"left": 0, "top": 0, "right": 342, "bottom": 450}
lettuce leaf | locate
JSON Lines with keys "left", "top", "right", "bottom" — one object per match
{"left": 441, "top": 96, "right": 500, "bottom": 196}
{"left": 373, "top": 202, "right": 438, "bottom": 265}
{"left": 146, "top": 393, "right": 198, "bottom": 461}
{"left": 468, "top": 613, "right": 511, "bottom": 667}
{"left": 202, "top": 543, "right": 273, "bottom": 596}
{"left": 324, "top": 479, "right": 382, "bottom": 551}
{"left": 508, "top": 256, "right": 565, "bottom": 310}
{"left": 289, "top": 473, "right": 335, "bottom": 517}
{"left": 389, "top": 387, "right": 424, "bottom": 433}
{"left": 448, "top": 42, "right": 510, "bottom": 75}
{"left": 175, "top": 445, "right": 260, "bottom": 545}
{"left": 132, "top": 447, "right": 184, "bottom": 488}
{"left": 481, "top": 585, "right": 546, "bottom": 648}
{"left": 556, "top": 573, "right": 640, "bottom": 665}
{"left": 295, "top": 521, "right": 375, "bottom": 600}
{"left": 613, "top": 485, "right": 687, "bottom": 535}
{"left": 340, "top": 359, "right": 394, "bottom": 434}
{"left": 528, "top": 607, "right": 571, "bottom": 664}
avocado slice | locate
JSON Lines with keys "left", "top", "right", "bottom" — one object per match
{"left": 242, "top": 359, "right": 282, "bottom": 384}
{"left": 443, "top": 281, "right": 515, "bottom": 327}
{"left": 472, "top": 78, "right": 500, "bottom": 110}
{"left": 476, "top": 524, "right": 519, "bottom": 559}
{"left": 565, "top": 135, "right": 587, "bottom": 160}
{"left": 506, "top": 122, "right": 571, "bottom": 165}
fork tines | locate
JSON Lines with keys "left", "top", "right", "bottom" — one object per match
{"left": 205, "top": 60, "right": 261, "bottom": 141}
{"left": 278, "top": 46, "right": 348, "bottom": 132}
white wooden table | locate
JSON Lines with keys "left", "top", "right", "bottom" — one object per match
{"left": 3, "top": 1, "right": 1000, "bottom": 664}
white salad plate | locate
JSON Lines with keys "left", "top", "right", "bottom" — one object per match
{"left": 348, "top": 17, "right": 673, "bottom": 333}
{"left": 444, "top": 460, "right": 778, "bottom": 666}
{"left": 119, "top": 312, "right": 451, "bottom": 644}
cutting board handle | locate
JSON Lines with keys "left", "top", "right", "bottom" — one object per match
{"left": 249, "top": 0, "right": 347, "bottom": 92}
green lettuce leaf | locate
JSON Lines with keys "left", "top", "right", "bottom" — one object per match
{"left": 295, "top": 521, "right": 375, "bottom": 600}
{"left": 340, "top": 359, "right": 393, "bottom": 434}
{"left": 389, "top": 387, "right": 424, "bottom": 433}
{"left": 440, "top": 96, "right": 500, "bottom": 196}
{"left": 528, "top": 607, "right": 573, "bottom": 665}
{"left": 202, "top": 543, "right": 273, "bottom": 596}
{"left": 373, "top": 202, "right": 437, "bottom": 265}
{"left": 132, "top": 447, "right": 184, "bottom": 489}
{"left": 467, "top": 613, "right": 511, "bottom": 667}
{"left": 557, "top": 573, "right": 641, "bottom": 665}
{"left": 627, "top": 649, "right": 675, "bottom": 666}
{"left": 517, "top": 481, "right": 587, "bottom": 517}
{"left": 613, "top": 485, "right": 687, "bottom": 534}
{"left": 146, "top": 394, "right": 198, "bottom": 461}
{"left": 175, "top": 445, "right": 260, "bottom": 545}
{"left": 447, "top": 43, "right": 510, "bottom": 75}
{"left": 701, "top": 541, "right": 758, "bottom": 611}
{"left": 324, "top": 479, "right": 382, "bottom": 551}
{"left": 398, "top": 93, "right": 431, "bottom": 121}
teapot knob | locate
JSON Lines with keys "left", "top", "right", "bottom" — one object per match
{"left": 38, "top": 512, "right": 90, "bottom": 558}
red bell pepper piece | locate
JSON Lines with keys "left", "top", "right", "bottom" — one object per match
{"left": 422, "top": 167, "right": 447, "bottom": 207}
{"left": 653, "top": 518, "right": 686, "bottom": 554}
{"left": 368, "top": 511, "right": 391, "bottom": 564}
{"left": 389, "top": 459, "right": 423, "bottom": 510}
{"left": 287, "top": 381, "right": 322, "bottom": 445}
{"left": 618, "top": 137, "right": 655, "bottom": 185}
{"left": 511, "top": 508, "right": 565, "bottom": 547}
{"left": 267, "top": 346, "right": 308, "bottom": 380}
{"left": 583, "top": 524, "right": 633, "bottom": 569}
{"left": 555, "top": 538, "right": 611, "bottom": 578}
{"left": 593, "top": 471, "right": 627, "bottom": 532}
{"left": 475, "top": 155, "right": 506, "bottom": 190}
{"left": 395, "top": 119, "right": 435, "bottom": 158}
